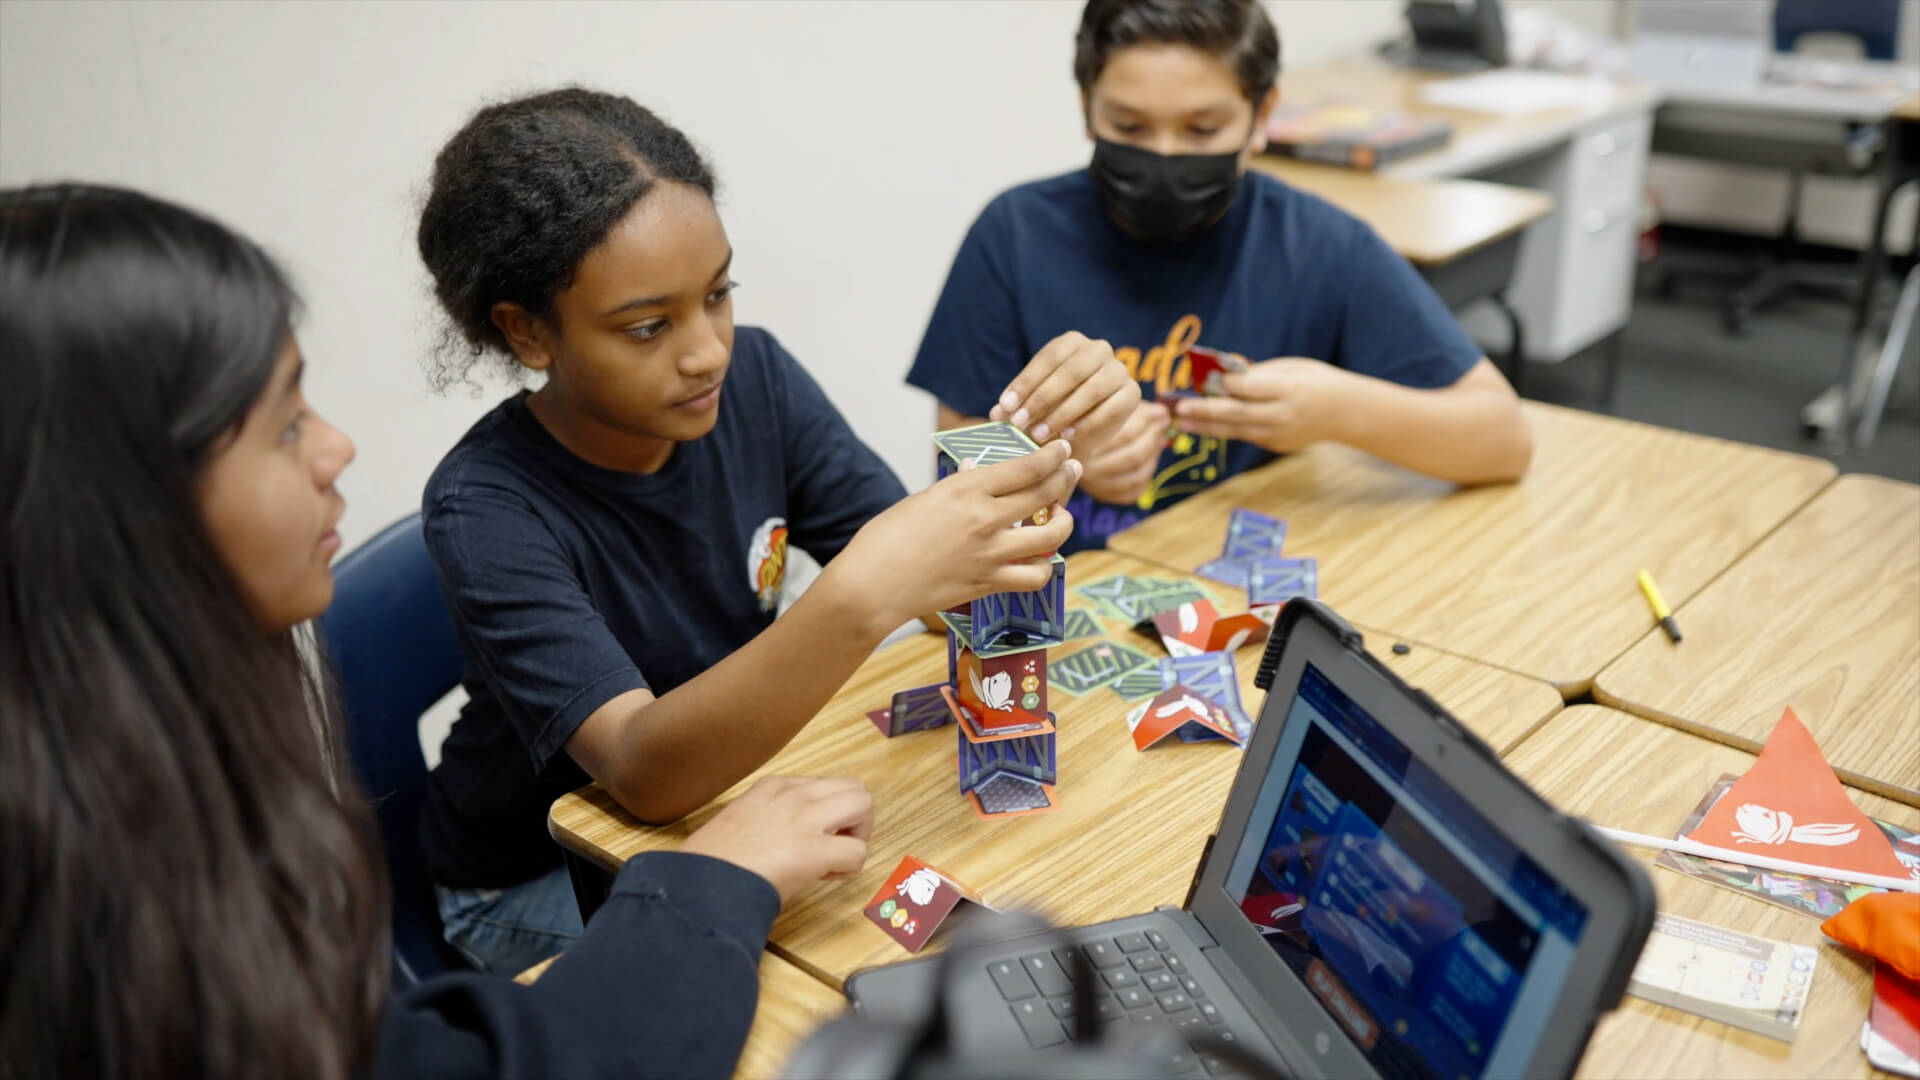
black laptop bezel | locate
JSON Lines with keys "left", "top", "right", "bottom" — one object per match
{"left": 1187, "top": 600, "right": 1654, "bottom": 1080}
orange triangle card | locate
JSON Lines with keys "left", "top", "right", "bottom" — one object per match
{"left": 863, "top": 855, "right": 993, "bottom": 954}
{"left": 1686, "top": 708, "right": 1908, "bottom": 880}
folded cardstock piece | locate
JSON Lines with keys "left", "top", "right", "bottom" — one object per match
{"left": 1248, "top": 557, "right": 1319, "bottom": 608}
{"left": 1060, "top": 608, "right": 1105, "bottom": 641}
{"left": 1130, "top": 684, "right": 1245, "bottom": 750}
{"left": 1195, "top": 557, "right": 1253, "bottom": 590}
{"left": 1223, "top": 507, "right": 1285, "bottom": 558}
{"left": 1687, "top": 708, "right": 1909, "bottom": 881}
{"left": 868, "top": 682, "right": 955, "bottom": 738}
{"left": 1050, "top": 639, "right": 1157, "bottom": 696}
{"left": 940, "top": 684, "right": 1055, "bottom": 741}
{"left": 1110, "top": 667, "right": 1167, "bottom": 702}
{"left": 1871, "top": 964, "right": 1920, "bottom": 1069}
{"left": 1158, "top": 651, "right": 1254, "bottom": 744}
{"left": 1160, "top": 345, "right": 1250, "bottom": 398}
{"left": 967, "top": 772, "right": 1059, "bottom": 820}
{"left": 1152, "top": 599, "right": 1272, "bottom": 658}
{"left": 864, "top": 855, "right": 992, "bottom": 954}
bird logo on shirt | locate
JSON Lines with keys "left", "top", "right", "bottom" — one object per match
{"left": 747, "top": 517, "right": 789, "bottom": 612}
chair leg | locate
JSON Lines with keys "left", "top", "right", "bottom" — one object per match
{"left": 564, "top": 849, "right": 614, "bottom": 926}
{"left": 1491, "top": 293, "right": 1526, "bottom": 398}
{"left": 1857, "top": 266, "right": 1920, "bottom": 451}
{"left": 1600, "top": 329, "right": 1626, "bottom": 411}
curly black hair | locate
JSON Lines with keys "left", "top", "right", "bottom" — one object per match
{"left": 417, "top": 87, "right": 717, "bottom": 389}
{"left": 1073, "top": 0, "right": 1281, "bottom": 105}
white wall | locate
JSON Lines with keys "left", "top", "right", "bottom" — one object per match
{"left": 0, "top": 0, "right": 1401, "bottom": 553}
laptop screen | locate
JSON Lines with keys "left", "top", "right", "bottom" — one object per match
{"left": 1223, "top": 663, "right": 1588, "bottom": 1080}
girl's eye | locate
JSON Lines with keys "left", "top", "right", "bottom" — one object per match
{"left": 1190, "top": 127, "right": 1221, "bottom": 138}
{"left": 625, "top": 321, "right": 668, "bottom": 342}
{"left": 1113, "top": 123, "right": 1142, "bottom": 136}
{"left": 281, "top": 412, "right": 306, "bottom": 444}
{"left": 707, "top": 279, "right": 739, "bottom": 305}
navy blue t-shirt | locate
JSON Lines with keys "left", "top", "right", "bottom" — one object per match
{"left": 906, "top": 168, "right": 1481, "bottom": 552}
{"left": 419, "top": 327, "right": 907, "bottom": 888}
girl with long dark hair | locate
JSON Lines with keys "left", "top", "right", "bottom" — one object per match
{"left": 0, "top": 183, "right": 873, "bottom": 1079}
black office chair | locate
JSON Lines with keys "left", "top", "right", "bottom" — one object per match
{"left": 317, "top": 514, "right": 471, "bottom": 986}
{"left": 1681, "top": 0, "right": 1905, "bottom": 335}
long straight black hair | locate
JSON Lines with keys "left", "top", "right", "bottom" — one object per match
{"left": 0, "top": 185, "right": 388, "bottom": 1078}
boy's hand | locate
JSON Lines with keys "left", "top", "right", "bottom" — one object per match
{"left": 831, "top": 442, "right": 1080, "bottom": 630}
{"left": 1168, "top": 358, "right": 1352, "bottom": 453}
{"left": 1076, "top": 400, "right": 1169, "bottom": 506}
{"left": 990, "top": 331, "right": 1140, "bottom": 449}
{"left": 679, "top": 776, "right": 874, "bottom": 905}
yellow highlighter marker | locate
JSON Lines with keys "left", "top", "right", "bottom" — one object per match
{"left": 1637, "top": 569, "right": 1681, "bottom": 643}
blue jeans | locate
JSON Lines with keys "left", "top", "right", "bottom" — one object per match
{"left": 436, "top": 865, "right": 585, "bottom": 975}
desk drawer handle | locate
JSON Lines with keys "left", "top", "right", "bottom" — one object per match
{"left": 1590, "top": 132, "right": 1616, "bottom": 157}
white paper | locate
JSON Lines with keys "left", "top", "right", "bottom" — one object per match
{"left": 1417, "top": 70, "right": 1618, "bottom": 115}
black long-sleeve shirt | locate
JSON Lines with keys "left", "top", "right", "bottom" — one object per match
{"left": 369, "top": 852, "right": 781, "bottom": 1079}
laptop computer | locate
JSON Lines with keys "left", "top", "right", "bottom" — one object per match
{"left": 843, "top": 601, "right": 1654, "bottom": 1079}
{"left": 1629, "top": 0, "right": 1772, "bottom": 96}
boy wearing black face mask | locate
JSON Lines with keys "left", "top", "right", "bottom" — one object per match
{"left": 908, "top": 0, "right": 1533, "bottom": 554}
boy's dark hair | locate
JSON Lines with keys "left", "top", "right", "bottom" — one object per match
{"left": 1073, "top": 0, "right": 1281, "bottom": 104}
{"left": 417, "top": 87, "right": 717, "bottom": 388}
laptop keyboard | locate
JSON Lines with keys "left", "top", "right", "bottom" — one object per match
{"left": 987, "top": 930, "right": 1248, "bottom": 1077}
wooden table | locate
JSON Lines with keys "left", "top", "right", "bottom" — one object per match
{"left": 549, "top": 550, "right": 1561, "bottom": 988}
{"left": 1106, "top": 402, "right": 1836, "bottom": 695}
{"left": 1249, "top": 159, "right": 1552, "bottom": 268}
{"left": 1279, "top": 57, "right": 1655, "bottom": 183}
{"left": 1596, "top": 474, "right": 1920, "bottom": 807}
{"left": 1505, "top": 706, "right": 1915, "bottom": 1079}
{"left": 515, "top": 949, "right": 842, "bottom": 1079}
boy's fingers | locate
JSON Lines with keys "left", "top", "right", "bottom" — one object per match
{"left": 1171, "top": 396, "right": 1259, "bottom": 426}
{"left": 1012, "top": 347, "right": 1102, "bottom": 436}
{"left": 997, "top": 331, "right": 1086, "bottom": 416}
{"left": 1033, "top": 373, "right": 1120, "bottom": 444}
{"left": 1066, "top": 389, "right": 1141, "bottom": 450}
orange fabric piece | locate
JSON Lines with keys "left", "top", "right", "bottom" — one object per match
{"left": 1687, "top": 708, "right": 1908, "bottom": 880}
{"left": 1823, "top": 893, "right": 1920, "bottom": 983}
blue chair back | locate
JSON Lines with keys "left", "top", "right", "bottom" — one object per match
{"left": 317, "top": 514, "right": 469, "bottom": 985}
{"left": 1775, "top": 0, "right": 1901, "bottom": 60}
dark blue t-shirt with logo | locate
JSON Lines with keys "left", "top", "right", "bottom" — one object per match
{"left": 906, "top": 168, "right": 1482, "bottom": 552}
{"left": 418, "top": 327, "right": 907, "bottom": 888}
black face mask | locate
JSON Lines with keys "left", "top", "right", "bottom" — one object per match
{"left": 1089, "top": 138, "right": 1243, "bottom": 244}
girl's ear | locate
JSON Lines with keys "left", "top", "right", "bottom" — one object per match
{"left": 491, "top": 302, "right": 554, "bottom": 372}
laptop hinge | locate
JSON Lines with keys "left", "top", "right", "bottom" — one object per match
{"left": 1181, "top": 833, "right": 1216, "bottom": 912}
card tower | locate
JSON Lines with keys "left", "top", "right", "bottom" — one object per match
{"left": 874, "top": 421, "right": 1066, "bottom": 819}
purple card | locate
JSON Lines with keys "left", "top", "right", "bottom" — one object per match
{"left": 1195, "top": 557, "right": 1252, "bottom": 590}
{"left": 1223, "top": 508, "right": 1285, "bottom": 556}
{"left": 1248, "top": 557, "right": 1318, "bottom": 608}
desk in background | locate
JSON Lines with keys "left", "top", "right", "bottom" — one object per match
{"left": 1507, "top": 706, "right": 1915, "bottom": 1079}
{"left": 1248, "top": 159, "right": 1553, "bottom": 390}
{"left": 1596, "top": 474, "right": 1920, "bottom": 808}
{"left": 1276, "top": 58, "right": 1657, "bottom": 369}
{"left": 1106, "top": 402, "right": 1836, "bottom": 694}
{"left": 549, "top": 549, "right": 1562, "bottom": 988}
{"left": 515, "top": 949, "right": 841, "bottom": 1079}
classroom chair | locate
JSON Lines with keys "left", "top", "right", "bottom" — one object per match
{"left": 1654, "top": 0, "right": 1904, "bottom": 335}
{"left": 317, "top": 513, "right": 470, "bottom": 986}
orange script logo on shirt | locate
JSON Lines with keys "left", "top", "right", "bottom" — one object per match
{"left": 1112, "top": 314, "right": 1227, "bottom": 512}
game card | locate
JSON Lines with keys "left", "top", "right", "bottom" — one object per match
{"left": 1050, "top": 640, "right": 1156, "bottom": 695}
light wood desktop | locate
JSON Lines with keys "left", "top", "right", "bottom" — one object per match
{"left": 548, "top": 549, "right": 1562, "bottom": 988}
{"left": 1897, "top": 94, "right": 1920, "bottom": 122}
{"left": 1506, "top": 706, "right": 1914, "bottom": 1079}
{"left": 1249, "top": 159, "right": 1552, "bottom": 267}
{"left": 1105, "top": 402, "right": 1836, "bottom": 695}
{"left": 514, "top": 949, "right": 842, "bottom": 1080}
{"left": 1279, "top": 57, "right": 1655, "bottom": 183}
{"left": 1596, "top": 474, "right": 1920, "bottom": 808}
